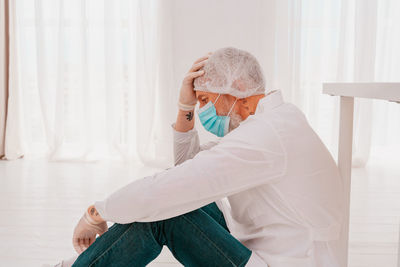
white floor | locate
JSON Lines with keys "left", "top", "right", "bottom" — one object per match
{"left": 0, "top": 149, "right": 399, "bottom": 267}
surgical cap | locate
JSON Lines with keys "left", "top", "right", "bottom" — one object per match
{"left": 194, "top": 47, "right": 266, "bottom": 99}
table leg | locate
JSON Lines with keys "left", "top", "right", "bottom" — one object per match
{"left": 338, "top": 96, "right": 354, "bottom": 267}
{"left": 398, "top": 223, "right": 400, "bottom": 267}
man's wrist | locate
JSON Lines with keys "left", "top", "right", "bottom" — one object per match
{"left": 177, "top": 101, "right": 196, "bottom": 111}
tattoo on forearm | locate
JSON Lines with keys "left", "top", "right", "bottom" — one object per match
{"left": 186, "top": 111, "right": 193, "bottom": 121}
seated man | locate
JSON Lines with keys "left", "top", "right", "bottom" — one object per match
{"left": 63, "top": 47, "right": 343, "bottom": 267}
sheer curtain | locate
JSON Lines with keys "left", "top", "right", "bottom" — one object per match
{"left": 259, "top": 0, "right": 400, "bottom": 167}
{"left": 5, "top": 0, "right": 400, "bottom": 166}
{"left": 300, "top": 0, "right": 400, "bottom": 166}
{"left": 0, "top": 0, "right": 8, "bottom": 158}
{"left": 5, "top": 0, "right": 175, "bottom": 166}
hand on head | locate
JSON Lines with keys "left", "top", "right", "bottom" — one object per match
{"left": 178, "top": 52, "right": 212, "bottom": 110}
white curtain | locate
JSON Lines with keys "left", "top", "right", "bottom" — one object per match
{"left": 6, "top": 0, "right": 175, "bottom": 166}
{"left": 0, "top": 0, "right": 8, "bottom": 158}
{"left": 300, "top": 0, "right": 400, "bottom": 166}
{"left": 256, "top": 0, "right": 400, "bottom": 166}
{"left": 5, "top": 0, "right": 400, "bottom": 166}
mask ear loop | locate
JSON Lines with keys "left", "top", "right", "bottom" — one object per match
{"left": 214, "top": 94, "right": 221, "bottom": 105}
{"left": 227, "top": 98, "right": 238, "bottom": 116}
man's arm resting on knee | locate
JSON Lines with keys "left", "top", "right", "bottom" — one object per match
{"left": 93, "top": 119, "right": 286, "bottom": 224}
{"left": 85, "top": 109, "right": 198, "bottom": 225}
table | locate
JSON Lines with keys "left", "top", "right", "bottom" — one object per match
{"left": 322, "top": 82, "right": 400, "bottom": 267}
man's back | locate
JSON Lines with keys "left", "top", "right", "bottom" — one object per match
{"left": 218, "top": 92, "right": 344, "bottom": 266}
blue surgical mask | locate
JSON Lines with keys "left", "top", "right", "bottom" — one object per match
{"left": 197, "top": 94, "right": 238, "bottom": 137}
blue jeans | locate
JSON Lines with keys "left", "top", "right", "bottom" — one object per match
{"left": 72, "top": 202, "right": 252, "bottom": 267}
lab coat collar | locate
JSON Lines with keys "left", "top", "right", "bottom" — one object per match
{"left": 255, "top": 90, "right": 284, "bottom": 114}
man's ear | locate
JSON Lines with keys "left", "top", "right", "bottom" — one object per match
{"left": 239, "top": 97, "right": 253, "bottom": 109}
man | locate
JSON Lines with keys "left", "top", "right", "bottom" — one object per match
{"left": 68, "top": 47, "right": 344, "bottom": 267}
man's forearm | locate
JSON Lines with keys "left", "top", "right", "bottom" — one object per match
{"left": 90, "top": 110, "right": 197, "bottom": 223}
{"left": 174, "top": 109, "right": 195, "bottom": 132}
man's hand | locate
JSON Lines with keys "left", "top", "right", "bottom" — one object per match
{"left": 72, "top": 205, "right": 108, "bottom": 254}
{"left": 175, "top": 52, "right": 212, "bottom": 133}
{"left": 178, "top": 52, "right": 212, "bottom": 107}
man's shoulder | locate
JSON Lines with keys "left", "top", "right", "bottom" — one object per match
{"left": 219, "top": 114, "right": 285, "bottom": 155}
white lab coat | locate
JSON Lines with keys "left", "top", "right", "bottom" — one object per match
{"left": 95, "top": 90, "right": 344, "bottom": 267}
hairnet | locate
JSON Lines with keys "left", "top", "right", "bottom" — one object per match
{"left": 194, "top": 47, "right": 266, "bottom": 99}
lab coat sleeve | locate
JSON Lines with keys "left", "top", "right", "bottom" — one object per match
{"left": 95, "top": 118, "right": 286, "bottom": 224}
{"left": 171, "top": 123, "right": 219, "bottom": 166}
